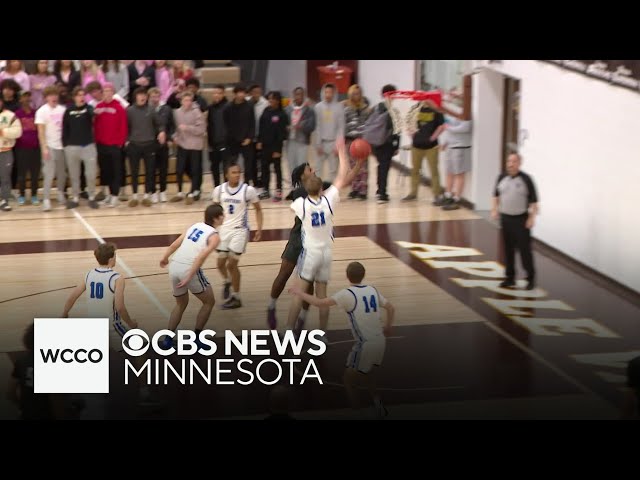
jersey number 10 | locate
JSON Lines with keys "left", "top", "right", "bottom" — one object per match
{"left": 311, "top": 212, "right": 326, "bottom": 227}
{"left": 90, "top": 281, "right": 104, "bottom": 299}
{"left": 188, "top": 228, "right": 204, "bottom": 242}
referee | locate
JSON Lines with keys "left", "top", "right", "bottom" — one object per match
{"left": 492, "top": 153, "right": 539, "bottom": 290}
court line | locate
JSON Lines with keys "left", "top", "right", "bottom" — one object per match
{"left": 72, "top": 210, "right": 170, "bottom": 319}
{"left": 0, "top": 256, "right": 394, "bottom": 305}
{"left": 482, "top": 321, "right": 594, "bottom": 395}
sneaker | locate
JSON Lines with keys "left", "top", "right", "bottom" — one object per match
{"left": 43, "top": 199, "right": 52, "bottom": 212}
{"left": 185, "top": 193, "right": 194, "bottom": 205}
{"left": 88, "top": 199, "right": 99, "bottom": 209}
{"left": 101, "top": 195, "right": 112, "bottom": 205}
{"left": 141, "top": 195, "right": 152, "bottom": 207}
{"left": 499, "top": 279, "right": 516, "bottom": 289}
{"left": 160, "top": 191, "right": 168, "bottom": 203}
{"left": 442, "top": 196, "right": 455, "bottom": 206}
{"left": 193, "top": 190, "right": 201, "bottom": 201}
{"left": 267, "top": 307, "right": 277, "bottom": 330}
{"left": 66, "top": 199, "right": 79, "bottom": 209}
{"left": 525, "top": 280, "right": 536, "bottom": 291}
{"left": 80, "top": 191, "right": 89, "bottom": 200}
{"left": 377, "top": 194, "right": 389, "bottom": 204}
{"left": 222, "top": 297, "right": 242, "bottom": 309}
{"left": 442, "top": 200, "right": 460, "bottom": 211}
{"left": 357, "top": 193, "right": 367, "bottom": 201}
{"left": 17, "top": 196, "right": 25, "bottom": 206}
{"left": 151, "top": 192, "right": 159, "bottom": 204}
{"left": 95, "top": 191, "right": 106, "bottom": 202}
{"left": 108, "top": 196, "right": 119, "bottom": 208}
{"left": 222, "top": 282, "right": 231, "bottom": 300}
{"left": 194, "top": 338, "right": 212, "bottom": 353}
{"left": 57, "top": 193, "right": 66, "bottom": 204}
{"left": 128, "top": 195, "right": 139, "bottom": 207}
{"left": 348, "top": 191, "right": 359, "bottom": 199}
{"left": 273, "top": 190, "right": 282, "bottom": 202}
{"left": 118, "top": 190, "right": 128, "bottom": 202}
{"left": 31, "top": 198, "right": 40, "bottom": 207}
{"left": 401, "top": 194, "right": 417, "bottom": 202}
{"left": 259, "top": 191, "right": 270, "bottom": 200}
{"left": 170, "top": 193, "right": 185, "bottom": 203}
{"left": 432, "top": 195, "right": 446, "bottom": 207}
{"left": 0, "top": 200, "right": 11, "bottom": 212}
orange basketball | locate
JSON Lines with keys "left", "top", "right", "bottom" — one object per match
{"left": 349, "top": 139, "right": 371, "bottom": 161}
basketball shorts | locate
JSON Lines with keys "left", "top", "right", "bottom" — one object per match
{"left": 217, "top": 227, "right": 249, "bottom": 255}
{"left": 346, "top": 337, "right": 386, "bottom": 374}
{"left": 169, "top": 261, "right": 210, "bottom": 296}
{"left": 282, "top": 231, "right": 303, "bottom": 264}
{"left": 297, "top": 247, "right": 332, "bottom": 283}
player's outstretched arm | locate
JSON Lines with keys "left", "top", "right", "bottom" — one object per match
{"left": 382, "top": 300, "right": 395, "bottom": 337}
{"left": 62, "top": 281, "right": 86, "bottom": 317}
{"left": 115, "top": 277, "right": 138, "bottom": 329}
{"left": 160, "top": 232, "right": 185, "bottom": 268}
{"left": 332, "top": 136, "right": 362, "bottom": 190}
{"left": 253, "top": 201, "right": 263, "bottom": 242}
{"left": 288, "top": 286, "right": 337, "bottom": 308}
{"left": 177, "top": 233, "right": 220, "bottom": 288}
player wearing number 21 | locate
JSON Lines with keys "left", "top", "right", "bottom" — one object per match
{"left": 62, "top": 242, "right": 138, "bottom": 352}
{"left": 211, "top": 162, "right": 264, "bottom": 310}
{"left": 286, "top": 137, "right": 362, "bottom": 340}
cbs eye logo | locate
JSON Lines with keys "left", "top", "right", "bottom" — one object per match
{"left": 122, "top": 329, "right": 150, "bottom": 356}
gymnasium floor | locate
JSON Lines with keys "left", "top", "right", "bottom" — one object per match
{"left": 0, "top": 163, "right": 637, "bottom": 420}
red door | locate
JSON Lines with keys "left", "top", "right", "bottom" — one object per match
{"left": 306, "top": 60, "right": 358, "bottom": 101}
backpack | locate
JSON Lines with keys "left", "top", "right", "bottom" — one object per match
{"left": 362, "top": 103, "right": 392, "bottom": 147}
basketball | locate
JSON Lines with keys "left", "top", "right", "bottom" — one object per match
{"left": 349, "top": 139, "right": 371, "bottom": 161}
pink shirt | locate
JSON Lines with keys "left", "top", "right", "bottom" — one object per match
{"left": 81, "top": 70, "right": 106, "bottom": 102}
{"left": 0, "top": 70, "right": 30, "bottom": 93}
{"left": 155, "top": 67, "right": 174, "bottom": 103}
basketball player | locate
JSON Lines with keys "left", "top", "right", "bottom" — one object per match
{"left": 62, "top": 243, "right": 154, "bottom": 404}
{"left": 159, "top": 204, "right": 224, "bottom": 349}
{"left": 212, "top": 162, "right": 263, "bottom": 309}
{"left": 267, "top": 158, "right": 362, "bottom": 330}
{"left": 285, "top": 137, "right": 361, "bottom": 338}
{"left": 289, "top": 261, "right": 394, "bottom": 419}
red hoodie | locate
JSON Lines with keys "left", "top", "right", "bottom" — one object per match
{"left": 94, "top": 99, "right": 127, "bottom": 146}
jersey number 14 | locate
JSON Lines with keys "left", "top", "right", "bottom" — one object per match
{"left": 363, "top": 295, "right": 377, "bottom": 313}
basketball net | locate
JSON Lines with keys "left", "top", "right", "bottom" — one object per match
{"left": 384, "top": 90, "right": 443, "bottom": 138}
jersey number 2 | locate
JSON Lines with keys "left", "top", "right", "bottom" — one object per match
{"left": 90, "top": 281, "right": 104, "bottom": 299}
{"left": 311, "top": 212, "right": 326, "bottom": 227}
{"left": 188, "top": 228, "right": 204, "bottom": 242}
{"left": 363, "top": 295, "right": 377, "bottom": 313}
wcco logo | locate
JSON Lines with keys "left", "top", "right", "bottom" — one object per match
{"left": 34, "top": 318, "right": 110, "bottom": 394}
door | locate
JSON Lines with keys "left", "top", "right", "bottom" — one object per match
{"left": 502, "top": 76, "right": 520, "bottom": 169}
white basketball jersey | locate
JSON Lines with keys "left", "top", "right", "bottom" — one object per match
{"left": 332, "top": 285, "right": 387, "bottom": 341}
{"left": 171, "top": 222, "right": 218, "bottom": 265}
{"left": 212, "top": 182, "right": 258, "bottom": 230}
{"left": 291, "top": 185, "right": 340, "bottom": 251}
{"left": 85, "top": 268, "right": 121, "bottom": 324}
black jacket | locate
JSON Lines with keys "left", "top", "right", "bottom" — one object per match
{"left": 223, "top": 100, "right": 255, "bottom": 145}
{"left": 258, "top": 107, "right": 289, "bottom": 151}
{"left": 207, "top": 98, "right": 229, "bottom": 147}
{"left": 127, "top": 63, "right": 156, "bottom": 104}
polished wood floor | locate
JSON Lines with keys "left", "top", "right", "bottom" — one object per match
{"left": 0, "top": 162, "right": 636, "bottom": 420}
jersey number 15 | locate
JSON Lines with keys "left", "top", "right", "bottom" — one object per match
{"left": 188, "top": 228, "right": 204, "bottom": 242}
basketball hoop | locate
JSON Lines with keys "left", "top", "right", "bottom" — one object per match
{"left": 383, "top": 89, "right": 443, "bottom": 136}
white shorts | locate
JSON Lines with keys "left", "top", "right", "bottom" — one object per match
{"left": 169, "top": 261, "right": 210, "bottom": 297}
{"left": 110, "top": 321, "right": 128, "bottom": 352}
{"left": 346, "top": 338, "right": 385, "bottom": 374}
{"left": 217, "top": 228, "right": 249, "bottom": 255}
{"left": 297, "top": 247, "right": 332, "bottom": 283}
